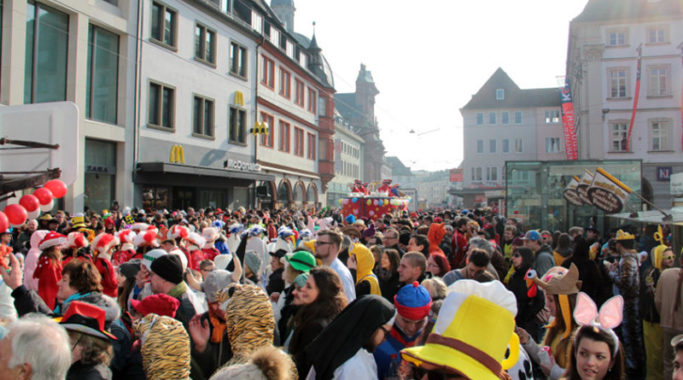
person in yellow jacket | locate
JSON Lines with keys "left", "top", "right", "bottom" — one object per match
{"left": 347, "top": 243, "right": 381, "bottom": 296}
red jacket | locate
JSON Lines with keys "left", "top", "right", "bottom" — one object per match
{"left": 95, "top": 256, "right": 118, "bottom": 298}
{"left": 33, "top": 256, "right": 62, "bottom": 310}
{"left": 451, "top": 230, "right": 468, "bottom": 269}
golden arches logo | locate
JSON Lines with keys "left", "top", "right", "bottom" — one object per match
{"left": 170, "top": 144, "right": 185, "bottom": 164}
{"left": 234, "top": 91, "right": 244, "bottom": 107}
{"left": 251, "top": 122, "right": 269, "bottom": 135}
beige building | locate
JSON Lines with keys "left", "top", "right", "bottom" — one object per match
{"left": 1, "top": 0, "right": 137, "bottom": 212}
{"left": 567, "top": 0, "right": 683, "bottom": 208}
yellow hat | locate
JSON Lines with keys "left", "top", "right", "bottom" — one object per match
{"left": 401, "top": 289, "right": 518, "bottom": 379}
{"left": 615, "top": 229, "right": 635, "bottom": 241}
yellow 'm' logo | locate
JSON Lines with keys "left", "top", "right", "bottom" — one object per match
{"left": 170, "top": 144, "right": 185, "bottom": 164}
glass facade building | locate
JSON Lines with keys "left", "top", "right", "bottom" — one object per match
{"left": 505, "top": 160, "right": 642, "bottom": 231}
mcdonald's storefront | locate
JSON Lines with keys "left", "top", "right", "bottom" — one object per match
{"left": 133, "top": 137, "right": 274, "bottom": 211}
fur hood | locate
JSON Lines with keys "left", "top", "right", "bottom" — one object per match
{"left": 209, "top": 345, "right": 296, "bottom": 380}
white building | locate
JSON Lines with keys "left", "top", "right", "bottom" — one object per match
{"left": 327, "top": 111, "right": 364, "bottom": 205}
{"left": 458, "top": 68, "right": 563, "bottom": 207}
{"left": 567, "top": 0, "right": 683, "bottom": 208}
{"left": 133, "top": 0, "right": 274, "bottom": 210}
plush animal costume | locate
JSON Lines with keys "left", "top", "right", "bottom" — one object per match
{"left": 134, "top": 314, "right": 191, "bottom": 380}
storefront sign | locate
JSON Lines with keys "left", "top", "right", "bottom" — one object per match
{"left": 226, "top": 159, "right": 261, "bottom": 172}
{"left": 170, "top": 145, "right": 185, "bottom": 164}
{"left": 234, "top": 91, "right": 244, "bottom": 107}
{"left": 587, "top": 167, "right": 632, "bottom": 214}
{"left": 657, "top": 166, "right": 672, "bottom": 181}
{"left": 576, "top": 170, "right": 594, "bottom": 205}
{"left": 449, "top": 169, "right": 463, "bottom": 183}
{"left": 563, "top": 176, "right": 584, "bottom": 206}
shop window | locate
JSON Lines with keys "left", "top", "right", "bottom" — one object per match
{"left": 84, "top": 139, "right": 116, "bottom": 212}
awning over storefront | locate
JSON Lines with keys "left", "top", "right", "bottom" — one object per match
{"left": 136, "top": 162, "right": 275, "bottom": 182}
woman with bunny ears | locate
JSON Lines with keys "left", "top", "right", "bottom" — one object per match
{"left": 563, "top": 292, "right": 626, "bottom": 380}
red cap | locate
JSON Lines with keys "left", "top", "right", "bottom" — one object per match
{"left": 130, "top": 293, "right": 180, "bottom": 318}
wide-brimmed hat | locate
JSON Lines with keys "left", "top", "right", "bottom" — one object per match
{"left": 401, "top": 286, "right": 518, "bottom": 379}
{"left": 58, "top": 301, "right": 117, "bottom": 340}
{"left": 285, "top": 250, "right": 316, "bottom": 272}
{"left": 70, "top": 215, "right": 86, "bottom": 229}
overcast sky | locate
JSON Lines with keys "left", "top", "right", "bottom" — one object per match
{"left": 291, "top": 0, "right": 590, "bottom": 171}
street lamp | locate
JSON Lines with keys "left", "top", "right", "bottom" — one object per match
{"left": 409, "top": 128, "right": 440, "bottom": 136}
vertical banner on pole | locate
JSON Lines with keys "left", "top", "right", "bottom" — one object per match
{"left": 560, "top": 79, "right": 579, "bottom": 160}
{"left": 626, "top": 45, "right": 642, "bottom": 152}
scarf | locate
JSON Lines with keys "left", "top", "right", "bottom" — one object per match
{"left": 168, "top": 281, "right": 188, "bottom": 299}
{"left": 209, "top": 312, "right": 227, "bottom": 344}
{"left": 54, "top": 292, "right": 92, "bottom": 315}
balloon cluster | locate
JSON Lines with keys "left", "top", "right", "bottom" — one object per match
{"left": 0, "top": 179, "right": 67, "bottom": 232}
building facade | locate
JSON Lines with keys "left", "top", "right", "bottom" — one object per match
{"left": 1, "top": 0, "right": 138, "bottom": 212}
{"left": 133, "top": 0, "right": 275, "bottom": 211}
{"left": 567, "top": 0, "right": 683, "bottom": 208}
{"left": 0, "top": 0, "right": 338, "bottom": 213}
{"left": 326, "top": 111, "right": 364, "bottom": 206}
{"left": 335, "top": 64, "right": 385, "bottom": 183}
{"left": 457, "top": 68, "right": 563, "bottom": 207}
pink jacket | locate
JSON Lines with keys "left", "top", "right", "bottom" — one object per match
{"left": 23, "top": 230, "right": 49, "bottom": 291}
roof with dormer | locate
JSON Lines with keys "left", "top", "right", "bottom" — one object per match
{"left": 573, "top": 0, "right": 683, "bottom": 23}
{"left": 461, "top": 68, "right": 560, "bottom": 110}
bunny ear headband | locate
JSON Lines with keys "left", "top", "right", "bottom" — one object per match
{"left": 573, "top": 292, "right": 624, "bottom": 356}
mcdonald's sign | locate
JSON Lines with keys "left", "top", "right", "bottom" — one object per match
{"left": 250, "top": 121, "right": 269, "bottom": 135}
{"left": 170, "top": 144, "right": 185, "bottom": 164}
{"left": 234, "top": 91, "right": 244, "bottom": 107}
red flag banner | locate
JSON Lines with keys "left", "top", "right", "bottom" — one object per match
{"left": 560, "top": 79, "right": 578, "bottom": 160}
{"left": 626, "top": 45, "right": 642, "bottom": 152}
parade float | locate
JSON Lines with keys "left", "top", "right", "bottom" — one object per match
{"left": 339, "top": 179, "right": 411, "bottom": 220}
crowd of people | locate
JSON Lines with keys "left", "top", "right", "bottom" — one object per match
{"left": 0, "top": 204, "right": 681, "bottom": 380}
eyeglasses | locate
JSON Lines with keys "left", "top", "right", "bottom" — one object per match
{"left": 512, "top": 253, "right": 521, "bottom": 258}
{"left": 315, "top": 241, "right": 331, "bottom": 246}
{"left": 664, "top": 255, "right": 675, "bottom": 260}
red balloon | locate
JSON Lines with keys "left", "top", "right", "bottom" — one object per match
{"left": 0, "top": 211, "right": 8, "bottom": 233}
{"left": 4, "top": 204, "right": 27, "bottom": 226}
{"left": 19, "top": 194, "right": 40, "bottom": 212}
{"left": 33, "top": 187, "right": 53, "bottom": 206}
{"left": 44, "top": 179, "right": 67, "bottom": 198}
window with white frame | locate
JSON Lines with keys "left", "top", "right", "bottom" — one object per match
{"left": 496, "top": 89, "right": 504, "bottom": 100}
{"left": 486, "top": 167, "right": 498, "bottom": 182}
{"left": 476, "top": 140, "right": 484, "bottom": 153}
{"left": 229, "top": 41, "right": 247, "bottom": 78}
{"left": 545, "top": 110, "right": 561, "bottom": 124}
{"left": 606, "top": 27, "right": 628, "bottom": 46}
{"left": 502, "top": 139, "right": 509, "bottom": 153}
{"left": 646, "top": 24, "right": 669, "bottom": 44}
{"left": 476, "top": 113, "right": 483, "bottom": 125}
{"left": 608, "top": 68, "right": 628, "bottom": 98}
{"left": 514, "top": 111, "right": 522, "bottom": 124}
{"left": 501, "top": 111, "right": 509, "bottom": 124}
{"left": 609, "top": 122, "right": 628, "bottom": 152}
{"left": 514, "top": 139, "right": 523, "bottom": 153}
{"left": 471, "top": 167, "right": 482, "bottom": 182}
{"left": 647, "top": 65, "right": 670, "bottom": 96}
{"left": 649, "top": 119, "right": 672, "bottom": 151}
{"left": 489, "top": 112, "right": 496, "bottom": 124}
{"left": 489, "top": 139, "right": 496, "bottom": 153}
{"left": 545, "top": 137, "right": 562, "bottom": 153}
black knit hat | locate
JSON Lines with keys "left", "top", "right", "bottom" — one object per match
{"left": 150, "top": 254, "right": 183, "bottom": 284}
